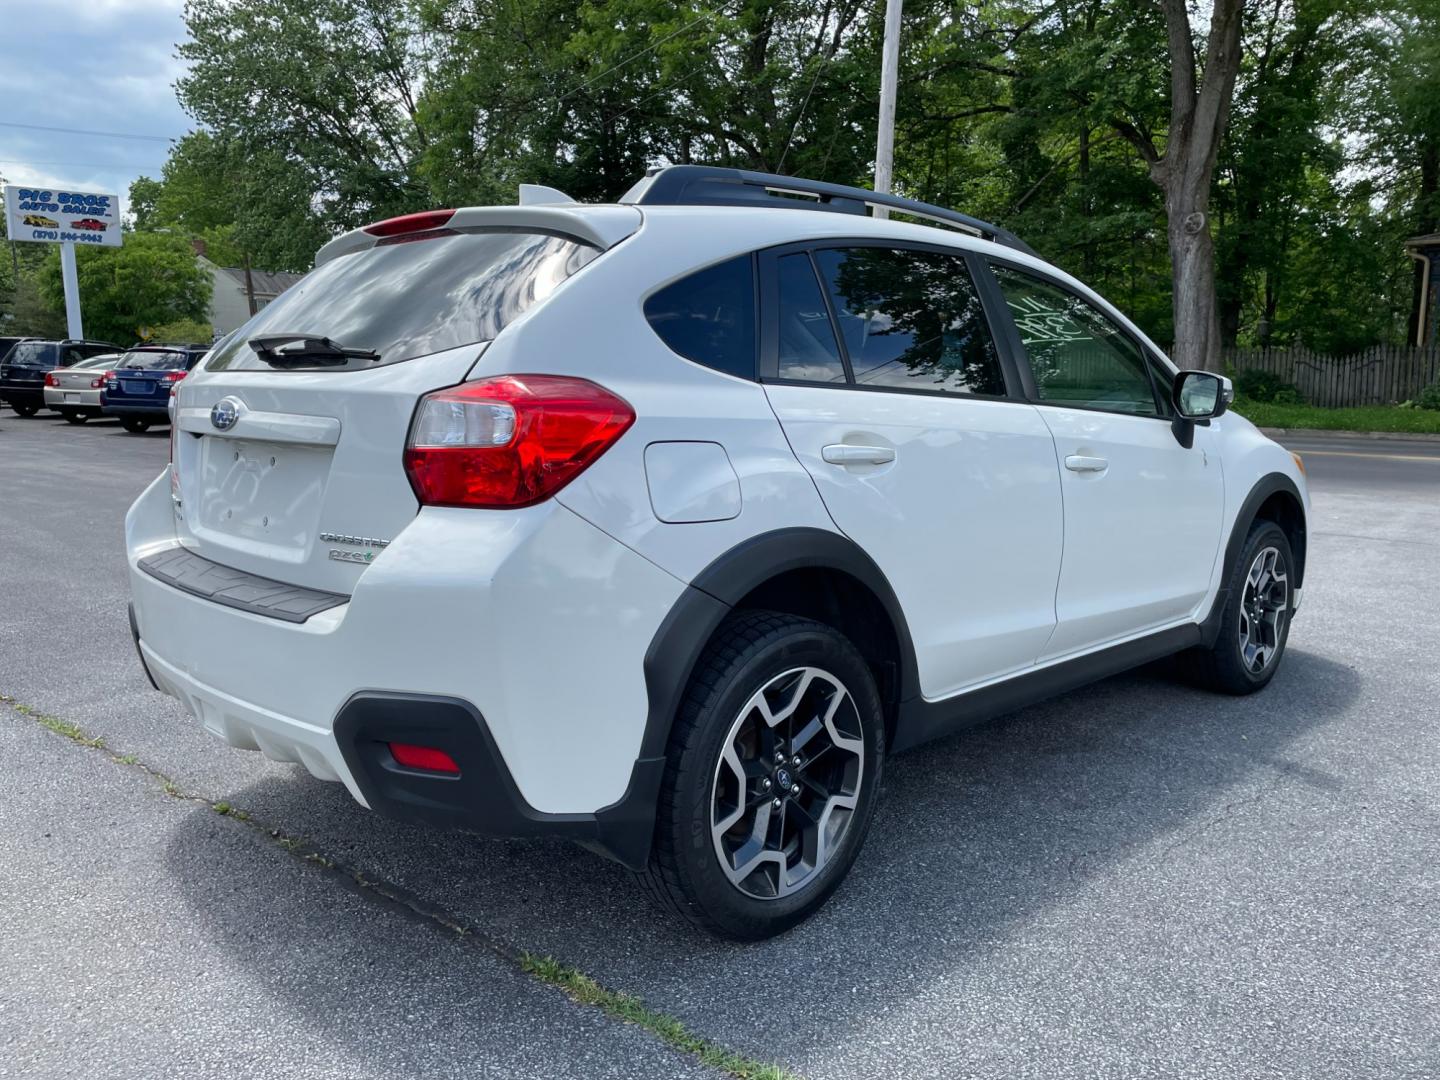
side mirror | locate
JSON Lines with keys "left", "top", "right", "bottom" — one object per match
{"left": 1172, "top": 370, "right": 1231, "bottom": 420}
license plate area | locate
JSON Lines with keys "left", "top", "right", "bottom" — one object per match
{"left": 123, "top": 380, "right": 150, "bottom": 395}
{"left": 64, "top": 392, "right": 79, "bottom": 403}
{"left": 191, "top": 436, "right": 333, "bottom": 561}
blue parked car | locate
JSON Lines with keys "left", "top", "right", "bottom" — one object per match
{"left": 101, "top": 344, "right": 211, "bottom": 432}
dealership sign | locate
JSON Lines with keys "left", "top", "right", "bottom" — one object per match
{"left": 4, "top": 185, "right": 122, "bottom": 247}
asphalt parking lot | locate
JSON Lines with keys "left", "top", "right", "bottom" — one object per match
{"left": 2, "top": 412, "right": 1438, "bottom": 1080}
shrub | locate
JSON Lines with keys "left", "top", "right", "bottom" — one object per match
{"left": 1417, "top": 383, "right": 1440, "bottom": 411}
{"left": 1235, "top": 368, "right": 1304, "bottom": 404}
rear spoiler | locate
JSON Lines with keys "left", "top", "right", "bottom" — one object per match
{"left": 315, "top": 205, "right": 643, "bottom": 267}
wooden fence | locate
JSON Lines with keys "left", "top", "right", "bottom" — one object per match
{"left": 1223, "top": 345, "right": 1440, "bottom": 408}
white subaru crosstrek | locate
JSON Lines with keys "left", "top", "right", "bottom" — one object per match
{"left": 126, "top": 166, "right": 1309, "bottom": 939}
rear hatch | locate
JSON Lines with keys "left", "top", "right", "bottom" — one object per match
{"left": 170, "top": 216, "right": 628, "bottom": 594}
{"left": 1, "top": 341, "right": 56, "bottom": 390}
{"left": 52, "top": 364, "right": 110, "bottom": 391}
{"left": 107, "top": 349, "right": 189, "bottom": 407}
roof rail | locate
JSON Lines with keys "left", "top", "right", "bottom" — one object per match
{"left": 620, "top": 165, "right": 1038, "bottom": 258}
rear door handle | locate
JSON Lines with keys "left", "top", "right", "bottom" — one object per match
{"left": 1064, "top": 454, "right": 1109, "bottom": 473}
{"left": 822, "top": 444, "right": 896, "bottom": 466}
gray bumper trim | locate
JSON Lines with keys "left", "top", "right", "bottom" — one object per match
{"left": 138, "top": 547, "right": 349, "bottom": 624}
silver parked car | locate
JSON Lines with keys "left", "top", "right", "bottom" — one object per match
{"left": 43, "top": 354, "right": 125, "bottom": 423}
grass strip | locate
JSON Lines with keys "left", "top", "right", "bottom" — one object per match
{"left": 1232, "top": 399, "right": 1440, "bottom": 434}
{"left": 521, "top": 954, "right": 800, "bottom": 1080}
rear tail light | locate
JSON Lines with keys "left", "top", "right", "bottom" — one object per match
{"left": 90, "top": 376, "right": 105, "bottom": 389}
{"left": 403, "top": 375, "right": 634, "bottom": 509}
{"left": 44, "top": 372, "right": 58, "bottom": 387}
{"left": 99, "top": 371, "right": 113, "bottom": 388}
{"left": 388, "top": 742, "right": 461, "bottom": 774}
{"left": 163, "top": 370, "right": 187, "bottom": 382}
{"left": 363, "top": 209, "right": 455, "bottom": 237}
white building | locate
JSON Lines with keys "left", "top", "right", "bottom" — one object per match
{"left": 193, "top": 242, "right": 304, "bottom": 335}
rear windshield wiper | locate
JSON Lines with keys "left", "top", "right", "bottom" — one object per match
{"left": 248, "top": 334, "right": 381, "bottom": 369}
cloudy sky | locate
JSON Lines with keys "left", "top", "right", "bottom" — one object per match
{"left": 0, "top": 0, "right": 192, "bottom": 210}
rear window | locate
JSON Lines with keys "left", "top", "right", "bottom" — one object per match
{"left": 120, "top": 350, "right": 188, "bottom": 371}
{"left": 4, "top": 342, "right": 56, "bottom": 367}
{"left": 206, "top": 229, "right": 599, "bottom": 371}
{"left": 73, "top": 355, "right": 120, "bottom": 370}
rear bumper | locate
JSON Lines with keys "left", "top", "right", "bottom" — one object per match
{"left": 333, "top": 692, "right": 666, "bottom": 868}
{"left": 45, "top": 387, "right": 102, "bottom": 410}
{"left": 102, "top": 400, "right": 169, "bottom": 418}
{"left": 1, "top": 386, "right": 43, "bottom": 407}
{"left": 124, "top": 470, "right": 685, "bottom": 862}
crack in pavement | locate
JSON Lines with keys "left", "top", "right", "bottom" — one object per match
{"left": 0, "top": 693, "right": 800, "bottom": 1080}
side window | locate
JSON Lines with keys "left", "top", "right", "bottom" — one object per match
{"left": 812, "top": 247, "right": 1006, "bottom": 396}
{"left": 643, "top": 255, "right": 756, "bottom": 379}
{"left": 991, "top": 265, "right": 1159, "bottom": 416}
{"left": 775, "top": 253, "right": 846, "bottom": 383}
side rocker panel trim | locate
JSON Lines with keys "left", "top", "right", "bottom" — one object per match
{"left": 890, "top": 624, "right": 1202, "bottom": 753}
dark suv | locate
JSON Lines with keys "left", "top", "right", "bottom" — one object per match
{"left": 100, "top": 344, "right": 212, "bottom": 432}
{"left": 1, "top": 339, "right": 120, "bottom": 416}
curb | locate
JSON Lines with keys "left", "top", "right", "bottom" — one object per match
{"left": 1258, "top": 426, "right": 1440, "bottom": 444}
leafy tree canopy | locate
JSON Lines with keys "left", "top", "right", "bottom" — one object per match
{"left": 37, "top": 232, "right": 212, "bottom": 347}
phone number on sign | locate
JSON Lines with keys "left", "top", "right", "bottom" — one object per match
{"left": 26, "top": 230, "right": 109, "bottom": 245}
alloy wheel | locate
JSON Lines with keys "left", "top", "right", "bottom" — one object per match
{"left": 1238, "top": 545, "right": 1288, "bottom": 673}
{"left": 710, "top": 666, "right": 866, "bottom": 900}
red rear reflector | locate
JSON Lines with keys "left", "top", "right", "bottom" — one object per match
{"left": 363, "top": 210, "right": 456, "bottom": 237}
{"left": 388, "top": 742, "right": 461, "bottom": 774}
{"left": 404, "top": 375, "right": 635, "bottom": 509}
{"left": 44, "top": 372, "right": 58, "bottom": 386}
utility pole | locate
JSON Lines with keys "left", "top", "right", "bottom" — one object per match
{"left": 243, "top": 250, "right": 257, "bottom": 317}
{"left": 873, "top": 0, "right": 902, "bottom": 219}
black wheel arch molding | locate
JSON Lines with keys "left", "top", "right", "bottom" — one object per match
{"left": 1198, "top": 471, "right": 1307, "bottom": 648}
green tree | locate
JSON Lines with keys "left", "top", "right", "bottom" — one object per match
{"left": 415, "top": 0, "right": 880, "bottom": 204}
{"left": 129, "top": 132, "right": 328, "bottom": 273}
{"left": 178, "top": 0, "right": 428, "bottom": 228}
{"left": 38, "top": 232, "right": 212, "bottom": 346}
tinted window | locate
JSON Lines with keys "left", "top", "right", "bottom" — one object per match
{"left": 813, "top": 247, "right": 1005, "bottom": 396}
{"left": 207, "top": 230, "right": 599, "bottom": 371}
{"left": 119, "top": 350, "right": 188, "bottom": 371}
{"left": 776, "top": 253, "right": 846, "bottom": 383}
{"left": 992, "top": 266, "right": 1159, "bottom": 415}
{"left": 644, "top": 255, "right": 756, "bottom": 378}
{"left": 5, "top": 342, "right": 57, "bottom": 367}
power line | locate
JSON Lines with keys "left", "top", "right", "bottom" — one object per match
{"left": 0, "top": 159, "right": 167, "bottom": 169}
{"left": 556, "top": 1, "right": 736, "bottom": 106}
{"left": 0, "top": 120, "right": 176, "bottom": 143}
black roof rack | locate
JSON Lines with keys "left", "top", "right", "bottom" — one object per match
{"left": 620, "top": 165, "right": 1038, "bottom": 258}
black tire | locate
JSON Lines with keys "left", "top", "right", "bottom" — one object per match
{"left": 121, "top": 417, "right": 151, "bottom": 433}
{"left": 639, "top": 610, "right": 885, "bottom": 940}
{"left": 1181, "top": 520, "right": 1295, "bottom": 694}
{"left": 61, "top": 409, "right": 87, "bottom": 424}
{"left": 11, "top": 401, "right": 39, "bottom": 418}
